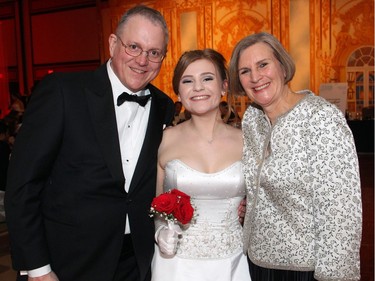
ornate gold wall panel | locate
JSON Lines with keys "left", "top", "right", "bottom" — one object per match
{"left": 310, "top": 0, "right": 374, "bottom": 92}
{"left": 103, "top": 0, "right": 289, "bottom": 98}
{"left": 102, "top": 0, "right": 374, "bottom": 103}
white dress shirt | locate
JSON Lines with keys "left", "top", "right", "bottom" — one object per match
{"left": 107, "top": 60, "right": 151, "bottom": 234}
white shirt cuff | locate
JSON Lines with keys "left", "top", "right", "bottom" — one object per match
{"left": 20, "top": 264, "right": 52, "bottom": 277}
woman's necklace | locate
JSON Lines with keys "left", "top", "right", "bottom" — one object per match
{"left": 191, "top": 119, "right": 221, "bottom": 144}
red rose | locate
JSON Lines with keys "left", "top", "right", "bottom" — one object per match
{"left": 151, "top": 192, "right": 177, "bottom": 214}
{"left": 172, "top": 196, "right": 194, "bottom": 224}
{"left": 150, "top": 189, "right": 194, "bottom": 225}
{"left": 170, "top": 189, "right": 190, "bottom": 201}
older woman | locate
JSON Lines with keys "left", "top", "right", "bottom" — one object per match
{"left": 229, "top": 32, "right": 362, "bottom": 281}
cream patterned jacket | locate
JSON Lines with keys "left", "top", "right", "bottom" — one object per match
{"left": 242, "top": 90, "right": 362, "bottom": 281}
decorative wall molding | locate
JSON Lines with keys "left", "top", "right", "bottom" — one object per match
{"left": 104, "top": 0, "right": 289, "bottom": 97}
{"left": 0, "top": 0, "right": 373, "bottom": 112}
{"left": 310, "top": 0, "right": 374, "bottom": 89}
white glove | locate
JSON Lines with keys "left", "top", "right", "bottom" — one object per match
{"left": 155, "top": 221, "right": 182, "bottom": 256}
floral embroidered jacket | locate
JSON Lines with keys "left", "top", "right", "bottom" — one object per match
{"left": 242, "top": 90, "right": 362, "bottom": 281}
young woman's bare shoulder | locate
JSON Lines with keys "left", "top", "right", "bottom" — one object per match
{"left": 158, "top": 123, "right": 188, "bottom": 167}
{"left": 163, "top": 123, "right": 185, "bottom": 139}
{"left": 159, "top": 124, "right": 185, "bottom": 151}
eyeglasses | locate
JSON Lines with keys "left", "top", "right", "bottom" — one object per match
{"left": 116, "top": 35, "right": 165, "bottom": 63}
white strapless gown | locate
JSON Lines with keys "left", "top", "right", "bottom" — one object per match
{"left": 151, "top": 160, "right": 251, "bottom": 281}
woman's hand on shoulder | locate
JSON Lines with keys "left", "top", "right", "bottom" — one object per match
{"left": 238, "top": 197, "right": 246, "bottom": 225}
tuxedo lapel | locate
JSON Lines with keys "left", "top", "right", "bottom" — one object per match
{"left": 128, "top": 87, "right": 169, "bottom": 195}
{"left": 84, "top": 65, "right": 124, "bottom": 184}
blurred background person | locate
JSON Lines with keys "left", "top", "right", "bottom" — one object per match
{"left": 0, "top": 120, "right": 10, "bottom": 221}
{"left": 219, "top": 100, "right": 241, "bottom": 127}
{"left": 172, "top": 101, "right": 183, "bottom": 126}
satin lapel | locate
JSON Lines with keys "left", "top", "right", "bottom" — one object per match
{"left": 128, "top": 93, "right": 165, "bottom": 195}
{"left": 84, "top": 66, "right": 124, "bottom": 183}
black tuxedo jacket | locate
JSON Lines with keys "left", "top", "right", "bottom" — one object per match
{"left": 5, "top": 63, "right": 174, "bottom": 281}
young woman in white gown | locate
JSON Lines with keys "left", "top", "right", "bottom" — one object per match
{"left": 151, "top": 49, "right": 251, "bottom": 281}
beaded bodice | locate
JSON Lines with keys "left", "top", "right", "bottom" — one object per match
{"left": 163, "top": 160, "right": 245, "bottom": 259}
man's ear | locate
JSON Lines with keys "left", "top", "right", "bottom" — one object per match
{"left": 108, "top": 34, "right": 118, "bottom": 57}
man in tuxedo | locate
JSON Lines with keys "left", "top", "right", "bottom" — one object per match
{"left": 5, "top": 5, "right": 174, "bottom": 281}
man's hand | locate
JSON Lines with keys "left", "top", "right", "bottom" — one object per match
{"left": 29, "top": 271, "right": 59, "bottom": 281}
{"left": 238, "top": 197, "right": 246, "bottom": 225}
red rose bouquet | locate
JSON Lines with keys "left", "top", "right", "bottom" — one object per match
{"left": 149, "top": 189, "right": 194, "bottom": 225}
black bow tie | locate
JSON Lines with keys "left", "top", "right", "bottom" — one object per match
{"left": 117, "top": 92, "right": 151, "bottom": 107}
